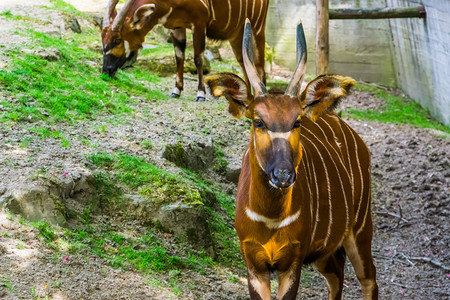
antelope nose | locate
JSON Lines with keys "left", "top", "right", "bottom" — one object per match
{"left": 271, "top": 168, "right": 295, "bottom": 188}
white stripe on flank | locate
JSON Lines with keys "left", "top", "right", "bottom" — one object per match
{"left": 268, "top": 131, "right": 290, "bottom": 139}
{"left": 256, "top": 1, "right": 266, "bottom": 36}
{"left": 246, "top": 208, "right": 301, "bottom": 229}
{"left": 252, "top": 0, "right": 256, "bottom": 19}
{"left": 309, "top": 121, "right": 350, "bottom": 230}
{"left": 300, "top": 142, "right": 320, "bottom": 246}
{"left": 300, "top": 155, "right": 314, "bottom": 232}
{"left": 245, "top": 0, "right": 248, "bottom": 20}
{"left": 209, "top": 0, "right": 216, "bottom": 21}
{"left": 235, "top": 0, "right": 242, "bottom": 31}
{"left": 224, "top": 0, "right": 232, "bottom": 31}
{"left": 300, "top": 133, "right": 332, "bottom": 246}
{"left": 342, "top": 122, "right": 364, "bottom": 225}
{"left": 304, "top": 125, "right": 349, "bottom": 236}
{"left": 158, "top": 8, "right": 172, "bottom": 25}
{"left": 199, "top": 0, "right": 208, "bottom": 10}
{"left": 254, "top": 0, "right": 263, "bottom": 31}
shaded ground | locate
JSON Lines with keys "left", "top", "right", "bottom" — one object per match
{"left": 0, "top": 1, "right": 449, "bottom": 299}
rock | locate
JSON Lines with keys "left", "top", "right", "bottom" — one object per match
{"left": 184, "top": 52, "right": 211, "bottom": 74}
{"left": 68, "top": 17, "right": 81, "bottom": 33}
{"left": 155, "top": 203, "right": 215, "bottom": 257}
{"left": 162, "top": 140, "right": 215, "bottom": 172}
{"left": 0, "top": 184, "right": 67, "bottom": 226}
{"left": 0, "top": 168, "right": 99, "bottom": 226}
{"left": 35, "top": 48, "right": 61, "bottom": 61}
{"left": 91, "top": 14, "right": 103, "bottom": 29}
{"left": 225, "top": 161, "right": 241, "bottom": 184}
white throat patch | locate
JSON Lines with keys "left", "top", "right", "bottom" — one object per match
{"left": 246, "top": 208, "right": 300, "bottom": 229}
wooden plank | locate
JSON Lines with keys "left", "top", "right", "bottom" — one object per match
{"left": 329, "top": 6, "right": 426, "bottom": 20}
{"left": 316, "top": 0, "right": 329, "bottom": 75}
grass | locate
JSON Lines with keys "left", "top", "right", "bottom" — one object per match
{"left": 347, "top": 84, "right": 450, "bottom": 133}
{"left": 0, "top": 22, "right": 167, "bottom": 124}
{"left": 86, "top": 151, "right": 242, "bottom": 268}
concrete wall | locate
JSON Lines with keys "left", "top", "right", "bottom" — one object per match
{"left": 388, "top": 0, "right": 450, "bottom": 125}
{"left": 265, "top": 0, "right": 450, "bottom": 126}
{"left": 266, "top": 0, "right": 396, "bottom": 86}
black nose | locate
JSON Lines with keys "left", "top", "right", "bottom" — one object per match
{"left": 102, "top": 66, "right": 117, "bottom": 77}
{"left": 270, "top": 168, "right": 295, "bottom": 188}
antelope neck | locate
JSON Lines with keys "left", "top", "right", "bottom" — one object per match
{"left": 248, "top": 148, "right": 299, "bottom": 220}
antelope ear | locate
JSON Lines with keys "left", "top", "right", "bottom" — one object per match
{"left": 300, "top": 75, "right": 355, "bottom": 121}
{"left": 131, "top": 4, "right": 155, "bottom": 30}
{"left": 205, "top": 72, "right": 251, "bottom": 119}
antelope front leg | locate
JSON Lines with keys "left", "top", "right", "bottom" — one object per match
{"left": 277, "top": 264, "right": 302, "bottom": 300}
{"left": 170, "top": 28, "right": 186, "bottom": 98}
{"left": 344, "top": 233, "right": 378, "bottom": 299}
{"left": 192, "top": 24, "right": 206, "bottom": 101}
{"left": 247, "top": 268, "right": 271, "bottom": 300}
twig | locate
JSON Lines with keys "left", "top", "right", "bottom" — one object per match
{"left": 389, "top": 281, "right": 414, "bottom": 289}
{"left": 409, "top": 256, "right": 450, "bottom": 272}
{"left": 397, "top": 252, "right": 415, "bottom": 267}
{"left": 374, "top": 210, "right": 409, "bottom": 223}
{"left": 372, "top": 253, "right": 411, "bottom": 266}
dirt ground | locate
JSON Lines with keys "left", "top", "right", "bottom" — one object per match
{"left": 0, "top": 1, "right": 449, "bottom": 299}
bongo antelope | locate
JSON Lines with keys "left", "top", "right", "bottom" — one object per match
{"left": 101, "top": 0, "right": 269, "bottom": 101}
{"left": 205, "top": 20, "right": 378, "bottom": 299}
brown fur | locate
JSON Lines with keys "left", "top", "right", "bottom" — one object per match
{"left": 206, "top": 72, "right": 378, "bottom": 299}
{"left": 102, "top": 0, "right": 269, "bottom": 97}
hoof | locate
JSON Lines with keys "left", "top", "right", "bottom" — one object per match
{"left": 195, "top": 96, "right": 206, "bottom": 102}
{"left": 170, "top": 93, "right": 180, "bottom": 98}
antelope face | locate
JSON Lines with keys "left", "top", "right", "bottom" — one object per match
{"left": 101, "top": 0, "right": 161, "bottom": 77}
{"left": 251, "top": 94, "right": 302, "bottom": 188}
{"left": 101, "top": 28, "right": 141, "bottom": 77}
{"left": 206, "top": 20, "right": 355, "bottom": 190}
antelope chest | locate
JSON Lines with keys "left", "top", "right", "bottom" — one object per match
{"left": 241, "top": 228, "right": 303, "bottom": 273}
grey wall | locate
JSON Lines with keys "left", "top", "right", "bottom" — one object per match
{"left": 388, "top": 0, "right": 450, "bottom": 126}
{"left": 266, "top": 0, "right": 396, "bottom": 86}
{"left": 266, "top": 0, "right": 450, "bottom": 126}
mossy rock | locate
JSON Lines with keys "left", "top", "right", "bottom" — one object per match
{"left": 162, "top": 140, "right": 215, "bottom": 172}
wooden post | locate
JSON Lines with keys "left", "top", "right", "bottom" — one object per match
{"left": 329, "top": 6, "right": 426, "bottom": 19}
{"left": 316, "top": 0, "right": 329, "bottom": 75}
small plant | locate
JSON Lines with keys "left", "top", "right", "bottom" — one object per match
{"left": 2, "top": 278, "right": 14, "bottom": 292}
{"left": 141, "top": 141, "right": 153, "bottom": 148}
{"left": 34, "top": 222, "right": 57, "bottom": 248}
{"left": 80, "top": 206, "right": 91, "bottom": 225}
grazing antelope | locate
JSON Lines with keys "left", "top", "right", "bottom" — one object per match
{"left": 205, "top": 20, "right": 378, "bottom": 299}
{"left": 101, "top": 0, "right": 269, "bottom": 101}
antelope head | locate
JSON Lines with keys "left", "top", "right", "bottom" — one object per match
{"left": 206, "top": 19, "right": 355, "bottom": 189}
{"left": 101, "top": 0, "right": 170, "bottom": 77}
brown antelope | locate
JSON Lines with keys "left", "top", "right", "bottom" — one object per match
{"left": 101, "top": 0, "right": 269, "bottom": 101}
{"left": 205, "top": 20, "right": 378, "bottom": 299}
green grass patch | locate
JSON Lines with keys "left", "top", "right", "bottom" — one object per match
{"left": 0, "top": 19, "right": 168, "bottom": 124}
{"left": 87, "top": 151, "right": 242, "bottom": 268}
{"left": 46, "top": 0, "right": 82, "bottom": 16}
{"left": 347, "top": 84, "right": 449, "bottom": 133}
{"left": 87, "top": 152, "right": 203, "bottom": 206}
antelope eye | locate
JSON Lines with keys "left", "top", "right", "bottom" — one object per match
{"left": 253, "top": 119, "right": 265, "bottom": 129}
{"left": 293, "top": 119, "right": 301, "bottom": 129}
{"left": 113, "top": 38, "right": 122, "bottom": 45}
